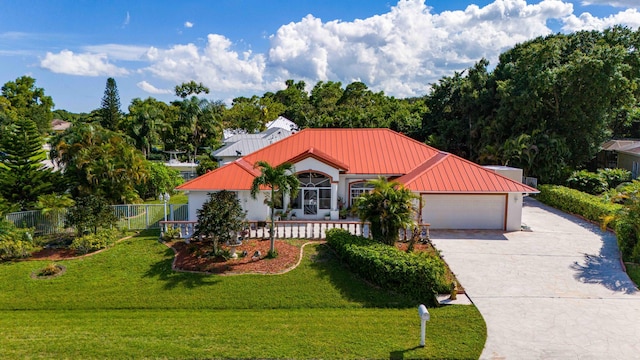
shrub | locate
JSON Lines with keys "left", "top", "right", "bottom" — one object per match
{"left": 70, "top": 229, "right": 119, "bottom": 255}
{"left": 597, "top": 168, "right": 632, "bottom": 189}
{"left": 566, "top": 170, "right": 608, "bottom": 195}
{"left": 38, "top": 263, "right": 62, "bottom": 276}
{"left": 326, "top": 228, "right": 448, "bottom": 306}
{"left": 536, "top": 185, "right": 622, "bottom": 226}
{"left": 65, "top": 195, "right": 118, "bottom": 236}
{"left": 0, "top": 220, "right": 35, "bottom": 261}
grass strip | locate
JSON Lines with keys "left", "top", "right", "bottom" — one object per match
{"left": 0, "top": 307, "right": 484, "bottom": 359}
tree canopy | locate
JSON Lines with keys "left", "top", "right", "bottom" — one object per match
{"left": 0, "top": 118, "right": 62, "bottom": 210}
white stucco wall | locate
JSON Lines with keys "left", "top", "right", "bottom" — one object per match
{"left": 505, "top": 193, "right": 523, "bottom": 231}
{"left": 186, "top": 190, "right": 269, "bottom": 222}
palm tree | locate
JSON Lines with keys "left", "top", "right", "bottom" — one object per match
{"left": 355, "top": 177, "right": 418, "bottom": 245}
{"left": 126, "top": 97, "right": 167, "bottom": 158}
{"left": 250, "top": 161, "right": 300, "bottom": 256}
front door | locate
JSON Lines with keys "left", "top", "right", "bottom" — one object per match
{"left": 303, "top": 189, "right": 318, "bottom": 215}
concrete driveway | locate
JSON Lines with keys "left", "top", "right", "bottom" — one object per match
{"left": 431, "top": 198, "right": 640, "bottom": 359}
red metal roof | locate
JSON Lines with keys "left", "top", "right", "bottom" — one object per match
{"left": 398, "top": 152, "right": 538, "bottom": 193}
{"left": 177, "top": 159, "right": 266, "bottom": 191}
{"left": 178, "top": 128, "right": 537, "bottom": 193}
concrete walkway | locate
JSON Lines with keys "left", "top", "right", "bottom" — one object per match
{"left": 431, "top": 198, "right": 640, "bottom": 359}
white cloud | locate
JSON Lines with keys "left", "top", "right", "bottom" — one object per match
{"left": 143, "top": 34, "right": 266, "bottom": 91}
{"left": 123, "top": 11, "right": 130, "bottom": 27}
{"left": 83, "top": 44, "right": 149, "bottom": 61}
{"left": 136, "top": 80, "right": 173, "bottom": 94}
{"left": 267, "top": 0, "right": 575, "bottom": 97}
{"left": 40, "top": 50, "right": 129, "bottom": 76}
{"left": 581, "top": 0, "right": 640, "bottom": 8}
{"left": 184, "top": 21, "right": 194, "bottom": 28}
{"left": 36, "top": 0, "right": 640, "bottom": 99}
{"left": 563, "top": 8, "right": 640, "bottom": 31}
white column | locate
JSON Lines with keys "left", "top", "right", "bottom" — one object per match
{"left": 330, "top": 182, "right": 339, "bottom": 220}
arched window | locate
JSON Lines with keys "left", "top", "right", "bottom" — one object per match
{"left": 297, "top": 172, "right": 331, "bottom": 187}
{"left": 290, "top": 172, "right": 331, "bottom": 212}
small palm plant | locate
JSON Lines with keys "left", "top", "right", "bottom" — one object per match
{"left": 355, "top": 177, "right": 418, "bottom": 245}
{"left": 250, "top": 161, "right": 300, "bottom": 257}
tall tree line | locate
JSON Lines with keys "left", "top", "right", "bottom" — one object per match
{"left": 3, "top": 26, "right": 640, "bottom": 211}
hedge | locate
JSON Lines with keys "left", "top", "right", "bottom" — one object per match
{"left": 326, "top": 228, "right": 449, "bottom": 307}
{"left": 536, "top": 185, "right": 622, "bottom": 227}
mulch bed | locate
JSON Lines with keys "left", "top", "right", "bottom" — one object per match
{"left": 169, "top": 239, "right": 304, "bottom": 275}
{"left": 30, "top": 247, "right": 78, "bottom": 261}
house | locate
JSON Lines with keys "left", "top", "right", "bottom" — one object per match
{"left": 164, "top": 151, "right": 198, "bottom": 181}
{"left": 51, "top": 119, "right": 72, "bottom": 134}
{"left": 594, "top": 140, "right": 640, "bottom": 178}
{"left": 214, "top": 127, "right": 293, "bottom": 165}
{"left": 177, "top": 128, "right": 538, "bottom": 231}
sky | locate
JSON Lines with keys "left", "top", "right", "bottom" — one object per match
{"left": 1, "top": 0, "right": 640, "bottom": 113}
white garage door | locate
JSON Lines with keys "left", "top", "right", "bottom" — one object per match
{"left": 422, "top": 194, "right": 506, "bottom": 230}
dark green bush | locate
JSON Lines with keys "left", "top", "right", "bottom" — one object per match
{"left": 326, "top": 228, "right": 448, "bottom": 306}
{"left": 536, "top": 185, "right": 622, "bottom": 226}
{"left": 597, "top": 168, "right": 632, "bottom": 189}
{"left": 566, "top": 170, "right": 608, "bottom": 195}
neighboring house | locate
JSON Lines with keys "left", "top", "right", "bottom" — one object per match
{"left": 164, "top": 151, "right": 197, "bottom": 181}
{"left": 178, "top": 128, "right": 537, "bottom": 231}
{"left": 222, "top": 116, "right": 298, "bottom": 140}
{"left": 596, "top": 140, "right": 640, "bottom": 178}
{"left": 51, "top": 119, "right": 72, "bottom": 134}
{"left": 214, "top": 127, "right": 293, "bottom": 165}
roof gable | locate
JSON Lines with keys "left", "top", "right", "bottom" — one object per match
{"left": 398, "top": 153, "right": 538, "bottom": 193}
{"left": 285, "top": 147, "right": 349, "bottom": 171}
{"left": 242, "top": 128, "right": 440, "bottom": 175}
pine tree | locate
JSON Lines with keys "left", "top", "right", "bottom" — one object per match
{"left": 0, "top": 118, "right": 56, "bottom": 210}
{"left": 100, "top": 77, "right": 122, "bottom": 131}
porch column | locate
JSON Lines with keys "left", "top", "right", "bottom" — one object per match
{"left": 330, "top": 182, "right": 339, "bottom": 220}
{"left": 331, "top": 182, "right": 339, "bottom": 210}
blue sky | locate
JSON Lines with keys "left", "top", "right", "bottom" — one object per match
{"left": 1, "top": 0, "right": 639, "bottom": 113}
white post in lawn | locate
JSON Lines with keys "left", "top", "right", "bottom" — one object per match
{"left": 159, "top": 192, "right": 170, "bottom": 224}
{"left": 418, "top": 304, "right": 430, "bottom": 347}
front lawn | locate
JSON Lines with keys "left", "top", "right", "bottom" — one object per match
{"left": 0, "top": 231, "right": 486, "bottom": 359}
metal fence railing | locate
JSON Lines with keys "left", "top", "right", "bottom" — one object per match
{"left": 4, "top": 204, "right": 189, "bottom": 236}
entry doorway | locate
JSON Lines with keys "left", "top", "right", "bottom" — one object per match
{"left": 303, "top": 189, "right": 318, "bottom": 215}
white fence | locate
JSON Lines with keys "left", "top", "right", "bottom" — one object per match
{"left": 4, "top": 204, "right": 189, "bottom": 236}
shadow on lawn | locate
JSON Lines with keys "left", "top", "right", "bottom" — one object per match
{"left": 389, "top": 345, "right": 424, "bottom": 359}
{"left": 308, "top": 243, "right": 415, "bottom": 309}
{"left": 144, "top": 247, "right": 220, "bottom": 290}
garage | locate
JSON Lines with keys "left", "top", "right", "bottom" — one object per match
{"left": 421, "top": 194, "right": 507, "bottom": 230}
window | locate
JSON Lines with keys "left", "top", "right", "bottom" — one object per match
{"left": 290, "top": 191, "right": 301, "bottom": 209}
{"left": 292, "top": 172, "right": 332, "bottom": 213}
{"left": 298, "top": 172, "right": 331, "bottom": 187}
{"left": 350, "top": 182, "right": 375, "bottom": 206}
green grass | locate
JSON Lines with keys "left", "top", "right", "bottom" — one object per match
{"left": 0, "top": 231, "right": 486, "bottom": 359}
{"left": 626, "top": 263, "right": 640, "bottom": 287}
{"left": 143, "top": 193, "right": 188, "bottom": 204}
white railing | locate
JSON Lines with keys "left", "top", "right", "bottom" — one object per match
{"left": 159, "top": 220, "right": 431, "bottom": 242}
